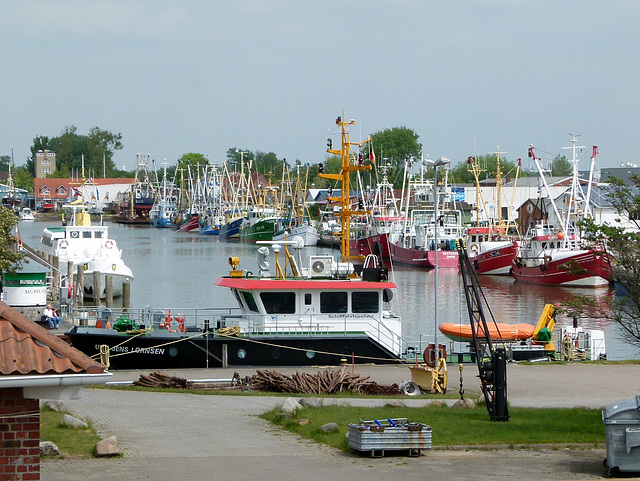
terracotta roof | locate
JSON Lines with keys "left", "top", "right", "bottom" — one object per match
{"left": 33, "top": 178, "right": 135, "bottom": 200}
{"left": 0, "top": 302, "right": 105, "bottom": 376}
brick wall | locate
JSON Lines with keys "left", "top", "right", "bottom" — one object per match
{"left": 0, "top": 388, "right": 40, "bottom": 481}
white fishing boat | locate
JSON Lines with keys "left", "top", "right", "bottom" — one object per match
{"left": 39, "top": 203, "right": 134, "bottom": 300}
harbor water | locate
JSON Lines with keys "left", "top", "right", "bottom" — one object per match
{"left": 16, "top": 218, "right": 638, "bottom": 361}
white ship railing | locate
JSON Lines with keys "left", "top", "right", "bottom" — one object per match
{"left": 70, "top": 306, "right": 405, "bottom": 358}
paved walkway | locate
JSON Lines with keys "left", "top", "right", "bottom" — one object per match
{"left": 42, "top": 363, "right": 640, "bottom": 480}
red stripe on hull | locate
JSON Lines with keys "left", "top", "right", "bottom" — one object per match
{"left": 471, "top": 245, "right": 516, "bottom": 276}
{"left": 511, "top": 250, "right": 612, "bottom": 287}
{"left": 389, "top": 242, "right": 459, "bottom": 268}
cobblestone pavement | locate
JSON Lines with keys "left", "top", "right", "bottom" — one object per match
{"left": 42, "top": 363, "right": 640, "bottom": 481}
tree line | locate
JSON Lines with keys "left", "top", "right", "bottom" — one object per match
{"left": 2, "top": 124, "right": 574, "bottom": 193}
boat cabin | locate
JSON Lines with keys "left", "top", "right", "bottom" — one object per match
{"left": 213, "top": 252, "right": 403, "bottom": 356}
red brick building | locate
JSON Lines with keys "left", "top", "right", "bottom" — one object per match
{"left": 0, "top": 303, "right": 110, "bottom": 480}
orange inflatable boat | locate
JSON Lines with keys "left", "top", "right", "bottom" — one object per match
{"left": 438, "top": 322, "right": 535, "bottom": 342}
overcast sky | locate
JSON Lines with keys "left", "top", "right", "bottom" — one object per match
{"left": 2, "top": 1, "right": 638, "bottom": 174}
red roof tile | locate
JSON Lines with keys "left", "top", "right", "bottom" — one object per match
{"left": 33, "top": 178, "right": 135, "bottom": 200}
{"left": 0, "top": 302, "right": 105, "bottom": 376}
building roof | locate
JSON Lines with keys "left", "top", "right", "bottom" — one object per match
{"left": 33, "top": 178, "right": 136, "bottom": 200}
{"left": 0, "top": 302, "right": 105, "bottom": 376}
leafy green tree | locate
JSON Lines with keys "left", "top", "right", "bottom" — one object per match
{"left": 14, "top": 167, "right": 34, "bottom": 193}
{"left": 309, "top": 155, "right": 343, "bottom": 189}
{"left": 177, "top": 153, "right": 209, "bottom": 175}
{"left": 0, "top": 207, "right": 23, "bottom": 274}
{"left": 28, "top": 126, "right": 123, "bottom": 178}
{"left": 551, "top": 155, "right": 572, "bottom": 177}
{"left": 225, "top": 147, "right": 255, "bottom": 175}
{"left": 450, "top": 154, "right": 527, "bottom": 184}
{"left": 253, "top": 151, "right": 283, "bottom": 183}
{"left": 368, "top": 127, "right": 422, "bottom": 187}
{"left": 570, "top": 175, "right": 640, "bottom": 350}
{"left": 0, "top": 155, "right": 10, "bottom": 171}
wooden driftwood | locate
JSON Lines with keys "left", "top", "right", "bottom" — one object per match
{"left": 133, "top": 371, "right": 248, "bottom": 391}
{"left": 251, "top": 368, "right": 401, "bottom": 395}
{"left": 133, "top": 371, "right": 194, "bottom": 389}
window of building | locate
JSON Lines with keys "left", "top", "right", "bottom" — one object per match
{"left": 320, "top": 291, "right": 347, "bottom": 313}
{"left": 351, "top": 291, "right": 379, "bottom": 313}
{"left": 260, "top": 292, "right": 295, "bottom": 314}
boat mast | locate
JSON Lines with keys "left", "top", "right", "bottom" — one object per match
{"left": 528, "top": 145, "right": 564, "bottom": 237}
{"left": 321, "top": 111, "right": 373, "bottom": 263}
{"left": 491, "top": 147, "right": 505, "bottom": 229}
{"left": 584, "top": 145, "right": 598, "bottom": 217}
{"left": 560, "top": 134, "right": 588, "bottom": 243}
{"left": 467, "top": 155, "right": 487, "bottom": 227}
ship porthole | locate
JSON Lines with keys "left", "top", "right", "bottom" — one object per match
{"left": 272, "top": 348, "right": 282, "bottom": 360}
{"left": 237, "top": 349, "right": 246, "bottom": 359}
{"left": 305, "top": 350, "right": 316, "bottom": 359}
{"left": 169, "top": 347, "right": 179, "bottom": 357}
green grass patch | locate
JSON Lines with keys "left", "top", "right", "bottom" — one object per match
{"left": 40, "top": 405, "right": 103, "bottom": 458}
{"left": 261, "top": 404, "right": 604, "bottom": 452}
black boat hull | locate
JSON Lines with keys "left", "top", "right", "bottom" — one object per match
{"left": 66, "top": 327, "right": 401, "bottom": 369}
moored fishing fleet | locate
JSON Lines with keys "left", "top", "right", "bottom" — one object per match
{"left": 11, "top": 116, "right": 629, "bottom": 370}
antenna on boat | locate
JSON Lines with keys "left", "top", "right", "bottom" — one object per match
{"left": 320, "top": 110, "right": 373, "bottom": 266}
{"left": 257, "top": 239, "right": 304, "bottom": 278}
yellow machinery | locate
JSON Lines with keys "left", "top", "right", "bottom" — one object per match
{"left": 532, "top": 303, "right": 556, "bottom": 353}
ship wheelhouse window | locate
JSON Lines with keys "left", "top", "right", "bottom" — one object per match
{"left": 320, "top": 292, "right": 347, "bottom": 313}
{"left": 231, "top": 289, "right": 244, "bottom": 308}
{"left": 260, "top": 292, "right": 295, "bottom": 314}
{"left": 304, "top": 293, "right": 312, "bottom": 305}
{"left": 351, "top": 291, "right": 379, "bottom": 313}
{"left": 241, "top": 291, "right": 259, "bottom": 312}
{"left": 83, "top": 231, "right": 92, "bottom": 238}
{"left": 95, "top": 231, "right": 103, "bottom": 238}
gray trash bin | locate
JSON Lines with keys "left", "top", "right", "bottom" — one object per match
{"left": 602, "top": 395, "right": 640, "bottom": 475}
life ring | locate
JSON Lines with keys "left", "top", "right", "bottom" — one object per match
{"left": 175, "top": 315, "right": 186, "bottom": 332}
{"left": 423, "top": 343, "right": 447, "bottom": 368}
{"left": 105, "top": 240, "right": 115, "bottom": 249}
{"left": 59, "top": 240, "right": 68, "bottom": 249}
{"left": 470, "top": 243, "right": 479, "bottom": 256}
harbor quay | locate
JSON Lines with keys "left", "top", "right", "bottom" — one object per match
{"left": 42, "top": 363, "right": 640, "bottom": 481}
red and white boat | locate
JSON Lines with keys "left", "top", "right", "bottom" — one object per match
{"left": 511, "top": 224, "right": 611, "bottom": 287}
{"left": 351, "top": 165, "right": 403, "bottom": 260}
{"left": 387, "top": 160, "right": 463, "bottom": 268}
{"left": 465, "top": 149, "right": 520, "bottom": 275}
{"left": 511, "top": 138, "right": 612, "bottom": 287}
{"left": 388, "top": 209, "right": 463, "bottom": 268}
{"left": 466, "top": 226, "right": 517, "bottom": 275}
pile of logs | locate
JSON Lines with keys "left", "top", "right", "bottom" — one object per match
{"left": 133, "top": 371, "right": 194, "bottom": 389}
{"left": 251, "top": 368, "right": 401, "bottom": 395}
